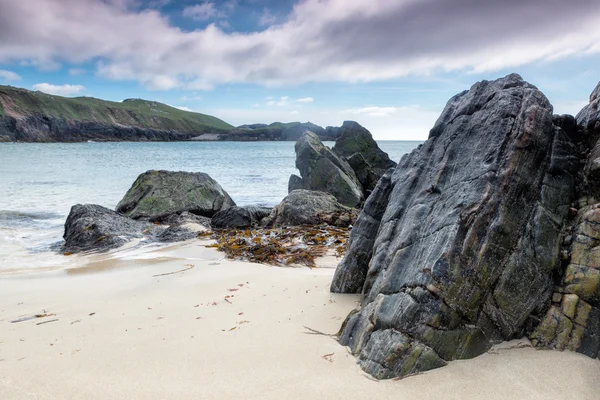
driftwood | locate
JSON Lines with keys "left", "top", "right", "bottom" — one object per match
{"left": 152, "top": 265, "right": 195, "bottom": 277}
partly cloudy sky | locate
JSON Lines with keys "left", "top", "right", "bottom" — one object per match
{"left": 0, "top": 0, "right": 599, "bottom": 139}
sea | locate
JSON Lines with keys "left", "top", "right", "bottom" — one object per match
{"left": 0, "top": 141, "right": 421, "bottom": 273}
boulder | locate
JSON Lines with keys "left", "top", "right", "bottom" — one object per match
{"left": 290, "top": 132, "right": 363, "bottom": 208}
{"left": 63, "top": 204, "right": 155, "bottom": 253}
{"left": 264, "top": 190, "right": 358, "bottom": 227}
{"left": 330, "top": 73, "right": 579, "bottom": 378}
{"left": 332, "top": 121, "right": 397, "bottom": 193}
{"left": 211, "top": 206, "right": 272, "bottom": 229}
{"left": 158, "top": 211, "right": 211, "bottom": 242}
{"left": 116, "top": 170, "right": 235, "bottom": 220}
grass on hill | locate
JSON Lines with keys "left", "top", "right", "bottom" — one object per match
{"left": 0, "top": 85, "right": 233, "bottom": 133}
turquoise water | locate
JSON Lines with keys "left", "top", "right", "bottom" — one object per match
{"left": 0, "top": 140, "right": 421, "bottom": 270}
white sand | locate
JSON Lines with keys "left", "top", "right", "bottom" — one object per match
{"left": 1, "top": 241, "right": 599, "bottom": 399}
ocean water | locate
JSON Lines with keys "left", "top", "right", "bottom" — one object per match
{"left": 0, "top": 140, "right": 421, "bottom": 272}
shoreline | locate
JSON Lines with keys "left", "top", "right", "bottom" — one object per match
{"left": 1, "top": 240, "right": 599, "bottom": 399}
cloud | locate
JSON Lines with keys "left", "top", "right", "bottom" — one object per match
{"left": 258, "top": 8, "right": 277, "bottom": 26}
{"left": 172, "top": 105, "right": 193, "bottom": 112}
{"left": 1, "top": 1, "right": 600, "bottom": 89}
{"left": 0, "top": 69, "right": 21, "bottom": 81}
{"left": 68, "top": 68, "right": 86, "bottom": 75}
{"left": 297, "top": 97, "right": 314, "bottom": 103}
{"left": 32, "top": 83, "right": 85, "bottom": 96}
{"left": 266, "top": 96, "right": 289, "bottom": 106}
{"left": 182, "top": 2, "right": 222, "bottom": 21}
{"left": 344, "top": 106, "right": 398, "bottom": 117}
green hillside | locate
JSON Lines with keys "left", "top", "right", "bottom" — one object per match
{"left": 0, "top": 85, "right": 233, "bottom": 132}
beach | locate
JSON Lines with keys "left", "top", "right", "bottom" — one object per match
{"left": 1, "top": 240, "right": 598, "bottom": 400}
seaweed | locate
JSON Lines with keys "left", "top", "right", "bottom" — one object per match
{"left": 207, "top": 225, "right": 350, "bottom": 268}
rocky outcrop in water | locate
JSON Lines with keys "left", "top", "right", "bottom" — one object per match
{"left": 288, "top": 132, "right": 364, "bottom": 207}
{"left": 63, "top": 204, "right": 156, "bottom": 253}
{"left": 330, "top": 73, "right": 581, "bottom": 378}
{"left": 332, "top": 121, "right": 397, "bottom": 193}
{"left": 288, "top": 123, "right": 396, "bottom": 206}
{"left": 264, "top": 190, "right": 357, "bottom": 227}
{"left": 211, "top": 206, "right": 272, "bottom": 229}
{"left": 117, "top": 170, "right": 235, "bottom": 220}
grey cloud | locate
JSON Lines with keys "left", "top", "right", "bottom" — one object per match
{"left": 0, "top": 0, "right": 599, "bottom": 88}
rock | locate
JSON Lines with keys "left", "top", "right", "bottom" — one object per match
{"left": 576, "top": 81, "right": 600, "bottom": 130}
{"left": 281, "top": 122, "right": 327, "bottom": 141}
{"left": 211, "top": 206, "right": 272, "bottom": 229}
{"left": 63, "top": 204, "right": 155, "bottom": 253}
{"left": 290, "top": 132, "right": 363, "bottom": 208}
{"left": 288, "top": 174, "right": 304, "bottom": 193}
{"left": 264, "top": 190, "right": 358, "bottom": 227}
{"left": 158, "top": 211, "right": 211, "bottom": 242}
{"left": 331, "top": 73, "right": 579, "bottom": 378}
{"left": 116, "top": 170, "right": 235, "bottom": 220}
{"left": 332, "top": 121, "right": 397, "bottom": 193}
{"left": 0, "top": 134, "right": 11, "bottom": 142}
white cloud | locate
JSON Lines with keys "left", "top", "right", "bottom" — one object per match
{"left": 180, "top": 94, "right": 202, "bottom": 101}
{"left": 266, "top": 96, "right": 289, "bottom": 107}
{"left": 182, "top": 2, "right": 222, "bottom": 21}
{"left": 0, "top": 69, "right": 21, "bottom": 81}
{"left": 172, "top": 105, "right": 193, "bottom": 112}
{"left": 68, "top": 68, "right": 86, "bottom": 75}
{"left": 290, "top": 110, "right": 299, "bottom": 115}
{"left": 32, "top": 83, "right": 85, "bottom": 96}
{"left": 258, "top": 8, "right": 277, "bottom": 26}
{"left": 1, "top": 1, "right": 600, "bottom": 90}
{"left": 344, "top": 106, "right": 398, "bottom": 117}
{"left": 297, "top": 97, "right": 314, "bottom": 103}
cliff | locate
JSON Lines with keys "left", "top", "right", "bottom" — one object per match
{"left": 331, "top": 73, "right": 600, "bottom": 379}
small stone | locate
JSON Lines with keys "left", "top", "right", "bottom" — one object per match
{"left": 552, "top": 292, "right": 563, "bottom": 303}
{"left": 562, "top": 294, "right": 579, "bottom": 319}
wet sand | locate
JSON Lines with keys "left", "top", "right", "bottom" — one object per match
{"left": 1, "top": 241, "right": 599, "bottom": 399}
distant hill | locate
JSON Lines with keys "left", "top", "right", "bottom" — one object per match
{"left": 0, "top": 85, "right": 233, "bottom": 142}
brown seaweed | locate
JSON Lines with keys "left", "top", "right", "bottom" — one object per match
{"left": 205, "top": 225, "right": 350, "bottom": 268}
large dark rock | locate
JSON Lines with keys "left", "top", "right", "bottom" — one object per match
{"left": 289, "top": 132, "right": 363, "bottom": 207}
{"left": 333, "top": 121, "right": 397, "bottom": 193}
{"left": 211, "top": 206, "right": 272, "bottom": 229}
{"left": 264, "top": 190, "right": 357, "bottom": 227}
{"left": 63, "top": 204, "right": 155, "bottom": 253}
{"left": 116, "top": 170, "right": 235, "bottom": 220}
{"left": 157, "top": 211, "right": 211, "bottom": 242}
{"left": 331, "top": 73, "right": 579, "bottom": 378}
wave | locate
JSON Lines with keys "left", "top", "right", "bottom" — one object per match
{"left": 0, "top": 210, "right": 63, "bottom": 221}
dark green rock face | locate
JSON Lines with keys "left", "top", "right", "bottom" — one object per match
{"left": 290, "top": 132, "right": 364, "bottom": 208}
{"left": 333, "top": 121, "right": 397, "bottom": 194}
{"left": 331, "top": 74, "right": 579, "bottom": 378}
{"left": 116, "top": 170, "right": 236, "bottom": 220}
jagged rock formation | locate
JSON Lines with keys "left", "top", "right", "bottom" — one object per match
{"left": 529, "top": 83, "right": 600, "bottom": 359}
{"left": 289, "top": 132, "right": 364, "bottom": 207}
{"left": 331, "top": 73, "right": 581, "bottom": 378}
{"left": 211, "top": 206, "right": 272, "bottom": 229}
{"left": 288, "top": 123, "right": 396, "bottom": 206}
{"left": 116, "top": 170, "right": 235, "bottom": 220}
{"left": 332, "top": 121, "right": 397, "bottom": 193}
{"left": 63, "top": 204, "right": 156, "bottom": 253}
{"left": 264, "top": 190, "right": 357, "bottom": 227}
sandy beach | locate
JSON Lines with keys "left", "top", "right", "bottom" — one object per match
{"left": 1, "top": 240, "right": 599, "bottom": 400}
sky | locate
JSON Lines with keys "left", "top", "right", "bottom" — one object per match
{"left": 1, "top": 0, "right": 600, "bottom": 140}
